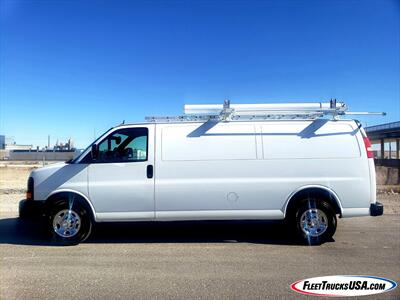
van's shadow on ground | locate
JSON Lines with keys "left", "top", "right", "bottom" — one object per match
{"left": 0, "top": 217, "right": 331, "bottom": 246}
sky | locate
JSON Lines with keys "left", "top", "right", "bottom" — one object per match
{"left": 0, "top": 0, "right": 399, "bottom": 148}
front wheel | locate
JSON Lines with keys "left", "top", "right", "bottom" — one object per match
{"left": 47, "top": 200, "right": 92, "bottom": 245}
{"left": 292, "top": 199, "right": 337, "bottom": 245}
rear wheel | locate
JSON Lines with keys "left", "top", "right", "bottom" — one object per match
{"left": 47, "top": 200, "right": 92, "bottom": 245}
{"left": 291, "top": 199, "right": 337, "bottom": 245}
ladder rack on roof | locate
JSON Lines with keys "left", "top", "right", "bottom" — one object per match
{"left": 145, "top": 99, "right": 386, "bottom": 123}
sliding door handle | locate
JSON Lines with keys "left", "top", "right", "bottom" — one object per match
{"left": 146, "top": 165, "right": 153, "bottom": 179}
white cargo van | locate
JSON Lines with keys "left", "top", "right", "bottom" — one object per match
{"left": 19, "top": 101, "right": 384, "bottom": 245}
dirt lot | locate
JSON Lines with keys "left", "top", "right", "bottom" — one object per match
{"left": 0, "top": 164, "right": 41, "bottom": 214}
{"left": 0, "top": 162, "right": 61, "bottom": 214}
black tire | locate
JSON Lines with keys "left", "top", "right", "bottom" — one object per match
{"left": 47, "top": 199, "right": 92, "bottom": 246}
{"left": 291, "top": 198, "right": 337, "bottom": 246}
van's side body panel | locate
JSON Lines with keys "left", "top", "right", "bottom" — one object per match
{"left": 155, "top": 123, "right": 271, "bottom": 218}
{"left": 154, "top": 120, "right": 372, "bottom": 220}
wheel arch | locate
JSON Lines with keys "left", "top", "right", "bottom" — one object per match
{"left": 45, "top": 189, "right": 97, "bottom": 222}
{"left": 283, "top": 185, "right": 343, "bottom": 219}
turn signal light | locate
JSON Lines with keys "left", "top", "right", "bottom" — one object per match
{"left": 26, "top": 177, "right": 34, "bottom": 200}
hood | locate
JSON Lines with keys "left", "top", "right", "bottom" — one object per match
{"left": 30, "top": 162, "right": 68, "bottom": 181}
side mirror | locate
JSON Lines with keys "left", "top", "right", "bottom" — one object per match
{"left": 91, "top": 144, "right": 99, "bottom": 160}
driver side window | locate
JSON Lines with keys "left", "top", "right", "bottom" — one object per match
{"left": 97, "top": 127, "right": 148, "bottom": 163}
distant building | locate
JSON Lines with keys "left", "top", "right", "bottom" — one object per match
{"left": 0, "top": 135, "right": 5, "bottom": 150}
{"left": 53, "top": 138, "right": 75, "bottom": 151}
{"left": 1, "top": 135, "right": 32, "bottom": 151}
{"left": 5, "top": 143, "right": 33, "bottom": 151}
{"left": 366, "top": 121, "right": 400, "bottom": 162}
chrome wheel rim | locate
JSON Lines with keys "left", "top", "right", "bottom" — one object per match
{"left": 53, "top": 209, "right": 81, "bottom": 238}
{"left": 300, "top": 208, "right": 328, "bottom": 237}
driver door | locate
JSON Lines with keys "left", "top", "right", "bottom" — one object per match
{"left": 88, "top": 125, "right": 155, "bottom": 221}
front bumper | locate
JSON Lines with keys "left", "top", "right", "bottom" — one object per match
{"left": 370, "top": 202, "right": 384, "bottom": 216}
{"left": 19, "top": 199, "right": 46, "bottom": 219}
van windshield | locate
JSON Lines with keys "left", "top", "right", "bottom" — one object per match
{"left": 69, "top": 127, "right": 114, "bottom": 164}
{"left": 68, "top": 145, "right": 91, "bottom": 163}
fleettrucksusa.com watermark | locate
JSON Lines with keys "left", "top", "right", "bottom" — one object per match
{"left": 291, "top": 275, "right": 397, "bottom": 297}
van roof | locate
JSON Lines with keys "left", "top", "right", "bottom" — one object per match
{"left": 115, "top": 118, "right": 358, "bottom": 128}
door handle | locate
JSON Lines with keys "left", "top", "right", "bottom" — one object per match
{"left": 147, "top": 165, "right": 153, "bottom": 179}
